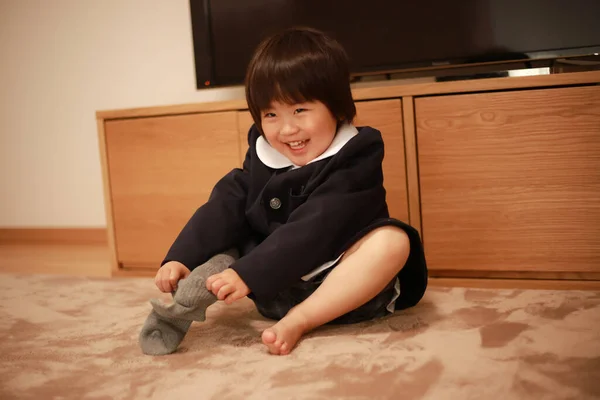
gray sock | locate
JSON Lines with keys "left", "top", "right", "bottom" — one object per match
{"left": 138, "top": 311, "right": 192, "bottom": 356}
{"left": 138, "top": 249, "right": 239, "bottom": 355}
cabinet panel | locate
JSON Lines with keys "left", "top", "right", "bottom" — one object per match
{"left": 237, "top": 111, "right": 254, "bottom": 164}
{"left": 105, "top": 112, "right": 240, "bottom": 268}
{"left": 355, "top": 99, "right": 409, "bottom": 222}
{"left": 416, "top": 86, "right": 600, "bottom": 273}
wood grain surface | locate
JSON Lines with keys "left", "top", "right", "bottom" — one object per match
{"left": 355, "top": 99, "right": 409, "bottom": 222}
{"left": 416, "top": 85, "right": 600, "bottom": 273}
{"left": 104, "top": 112, "right": 240, "bottom": 268}
{"left": 237, "top": 111, "right": 254, "bottom": 165}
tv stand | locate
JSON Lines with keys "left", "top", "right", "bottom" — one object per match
{"left": 97, "top": 70, "right": 600, "bottom": 289}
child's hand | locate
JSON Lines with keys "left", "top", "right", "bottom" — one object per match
{"left": 205, "top": 269, "right": 250, "bottom": 305}
{"left": 154, "top": 261, "right": 191, "bottom": 293}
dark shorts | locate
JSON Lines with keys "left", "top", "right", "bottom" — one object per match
{"left": 253, "top": 269, "right": 397, "bottom": 325}
{"left": 250, "top": 217, "right": 428, "bottom": 324}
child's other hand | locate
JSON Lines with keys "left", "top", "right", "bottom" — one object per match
{"left": 154, "top": 261, "right": 191, "bottom": 293}
{"left": 206, "top": 269, "right": 250, "bottom": 305}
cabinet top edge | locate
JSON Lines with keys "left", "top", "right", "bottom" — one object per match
{"left": 96, "top": 70, "right": 600, "bottom": 121}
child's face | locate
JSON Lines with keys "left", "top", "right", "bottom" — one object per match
{"left": 261, "top": 100, "right": 337, "bottom": 166}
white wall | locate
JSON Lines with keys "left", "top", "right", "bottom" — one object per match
{"left": 0, "top": 0, "right": 245, "bottom": 227}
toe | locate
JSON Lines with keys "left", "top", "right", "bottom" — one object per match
{"left": 262, "top": 329, "right": 283, "bottom": 355}
{"left": 262, "top": 329, "right": 277, "bottom": 344}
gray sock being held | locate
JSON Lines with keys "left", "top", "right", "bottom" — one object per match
{"left": 138, "top": 249, "right": 238, "bottom": 356}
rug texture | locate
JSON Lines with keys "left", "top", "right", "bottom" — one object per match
{"left": 0, "top": 273, "right": 599, "bottom": 400}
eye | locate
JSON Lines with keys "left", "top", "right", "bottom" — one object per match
{"left": 263, "top": 112, "right": 276, "bottom": 118}
{"left": 294, "top": 108, "right": 307, "bottom": 114}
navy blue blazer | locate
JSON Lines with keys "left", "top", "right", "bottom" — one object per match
{"left": 162, "top": 125, "right": 427, "bottom": 307}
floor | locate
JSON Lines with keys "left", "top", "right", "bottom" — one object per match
{"left": 2, "top": 269, "right": 599, "bottom": 399}
{"left": 0, "top": 243, "right": 111, "bottom": 277}
{"left": 3, "top": 242, "right": 600, "bottom": 293}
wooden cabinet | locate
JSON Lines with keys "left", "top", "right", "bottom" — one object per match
{"left": 416, "top": 85, "right": 600, "bottom": 278}
{"left": 104, "top": 112, "right": 240, "bottom": 269}
{"left": 97, "top": 70, "right": 600, "bottom": 286}
{"left": 101, "top": 100, "right": 410, "bottom": 273}
{"left": 236, "top": 111, "right": 254, "bottom": 165}
{"left": 355, "top": 100, "right": 408, "bottom": 222}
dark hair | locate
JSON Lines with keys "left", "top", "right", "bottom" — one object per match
{"left": 245, "top": 27, "right": 356, "bottom": 134}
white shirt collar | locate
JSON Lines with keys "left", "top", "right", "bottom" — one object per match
{"left": 256, "top": 123, "right": 358, "bottom": 169}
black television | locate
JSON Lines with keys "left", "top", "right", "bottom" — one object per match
{"left": 189, "top": 0, "right": 600, "bottom": 89}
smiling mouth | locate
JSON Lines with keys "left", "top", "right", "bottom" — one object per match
{"left": 287, "top": 140, "right": 307, "bottom": 150}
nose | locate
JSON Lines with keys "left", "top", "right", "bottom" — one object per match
{"left": 280, "top": 118, "right": 299, "bottom": 137}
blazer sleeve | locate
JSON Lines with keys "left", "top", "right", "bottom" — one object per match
{"left": 231, "top": 134, "right": 388, "bottom": 300}
{"left": 161, "top": 136, "right": 253, "bottom": 271}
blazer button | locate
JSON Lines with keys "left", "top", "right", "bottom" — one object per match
{"left": 269, "top": 197, "right": 282, "bottom": 210}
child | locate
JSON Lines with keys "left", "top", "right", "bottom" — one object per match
{"left": 139, "top": 27, "right": 428, "bottom": 356}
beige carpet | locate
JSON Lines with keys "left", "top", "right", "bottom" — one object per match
{"left": 0, "top": 273, "right": 599, "bottom": 400}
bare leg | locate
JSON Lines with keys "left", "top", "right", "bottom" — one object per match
{"left": 262, "top": 226, "right": 410, "bottom": 355}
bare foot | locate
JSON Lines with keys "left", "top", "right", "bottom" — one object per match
{"left": 261, "top": 311, "right": 310, "bottom": 355}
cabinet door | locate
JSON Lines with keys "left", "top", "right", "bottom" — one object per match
{"left": 237, "top": 111, "right": 254, "bottom": 164}
{"left": 355, "top": 99, "right": 409, "bottom": 222}
{"left": 105, "top": 112, "right": 240, "bottom": 269}
{"left": 416, "top": 86, "right": 600, "bottom": 276}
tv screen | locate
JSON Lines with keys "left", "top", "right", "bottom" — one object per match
{"left": 190, "top": 0, "right": 600, "bottom": 88}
